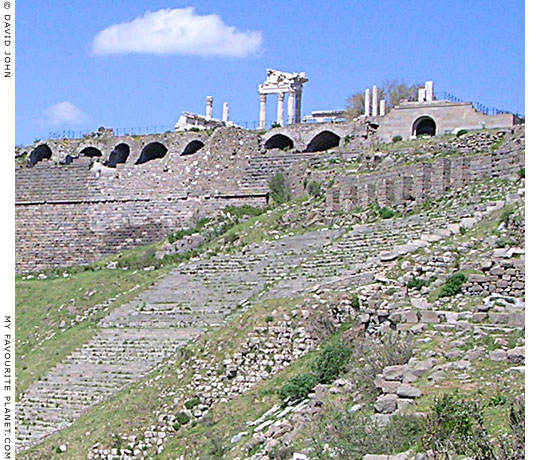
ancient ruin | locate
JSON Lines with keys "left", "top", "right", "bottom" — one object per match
{"left": 258, "top": 69, "right": 309, "bottom": 128}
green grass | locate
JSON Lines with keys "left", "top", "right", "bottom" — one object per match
{"left": 16, "top": 268, "right": 166, "bottom": 397}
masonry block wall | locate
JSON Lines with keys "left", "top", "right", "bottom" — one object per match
{"left": 325, "top": 149, "right": 524, "bottom": 211}
{"left": 15, "top": 128, "right": 271, "bottom": 273}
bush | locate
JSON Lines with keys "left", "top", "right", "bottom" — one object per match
{"left": 224, "top": 204, "right": 265, "bottom": 218}
{"left": 175, "top": 411, "right": 190, "bottom": 425}
{"left": 379, "top": 207, "right": 396, "bottom": 219}
{"left": 311, "top": 341, "right": 353, "bottom": 384}
{"left": 279, "top": 373, "right": 317, "bottom": 402}
{"left": 312, "top": 410, "right": 424, "bottom": 460}
{"left": 518, "top": 167, "right": 525, "bottom": 179}
{"left": 439, "top": 272, "right": 467, "bottom": 297}
{"left": 392, "top": 135, "right": 403, "bottom": 143}
{"left": 421, "top": 392, "right": 510, "bottom": 459}
{"left": 456, "top": 129, "right": 468, "bottom": 137}
{"left": 184, "top": 397, "right": 201, "bottom": 410}
{"left": 269, "top": 173, "right": 291, "bottom": 204}
{"left": 307, "top": 180, "right": 322, "bottom": 198}
{"left": 351, "top": 295, "right": 360, "bottom": 309}
{"left": 407, "top": 277, "right": 428, "bottom": 290}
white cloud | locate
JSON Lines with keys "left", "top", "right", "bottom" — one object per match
{"left": 91, "top": 7, "right": 262, "bottom": 57}
{"left": 38, "top": 102, "right": 87, "bottom": 126}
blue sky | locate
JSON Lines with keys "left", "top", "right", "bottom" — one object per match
{"left": 15, "top": 0, "right": 524, "bottom": 145}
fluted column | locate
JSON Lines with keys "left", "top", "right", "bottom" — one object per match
{"left": 294, "top": 89, "right": 302, "bottom": 123}
{"left": 277, "top": 92, "right": 285, "bottom": 126}
{"left": 287, "top": 92, "right": 295, "bottom": 125}
{"left": 259, "top": 93, "right": 267, "bottom": 129}
{"left": 222, "top": 102, "right": 229, "bottom": 122}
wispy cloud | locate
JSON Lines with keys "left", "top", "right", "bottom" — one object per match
{"left": 36, "top": 102, "right": 88, "bottom": 127}
{"left": 91, "top": 7, "right": 262, "bottom": 57}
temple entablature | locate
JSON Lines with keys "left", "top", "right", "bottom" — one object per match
{"left": 258, "top": 69, "right": 308, "bottom": 129}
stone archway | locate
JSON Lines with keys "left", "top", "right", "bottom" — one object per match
{"left": 305, "top": 130, "right": 341, "bottom": 152}
{"left": 182, "top": 140, "right": 204, "bottom": 156}
{"left": 80, "top": 147, "right": 102, "bottom": 157}
{"left": 412, "top": 116, "right": 436, "bottom": 137}
{"left": 264, "top": 134, "right": 294, "bottom": 151}
{"left": 107, "top": 143, "right": 130, "bottom": 167}
{"left": 135, "top": 142, "right": 168, "bottom": 165}
{"left": 28, "top": 144, "right": 52, "bottom": 166}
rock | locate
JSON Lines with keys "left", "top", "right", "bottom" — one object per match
{"left": 383, "top": 365, "right": 406, "bottom": 381}
{"left": 489, "top": 349, "right": 508, "bottom": 361}
{"left": 397, "top": 384, "right": 423, "bottom": 398}
{"left": 230, "top": 432, "right": 248, "bottom": 443}
{"left": 507, "top": 346, "right": 525, "bottom": 364}
{"left": 374, "top": 394, "right": 398, "bottom": 414}
{"left": 58, "top": 444, "right": 67, "bottom": 452}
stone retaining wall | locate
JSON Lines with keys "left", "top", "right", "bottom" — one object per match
{"left": 325, "top": 149, "right": 524, "bottom": 211}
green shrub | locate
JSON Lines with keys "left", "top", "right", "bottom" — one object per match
{"left": 495, "top": 238, "right": 507, "bottom": 248}
{"left": 392, "top": 135, "right": 403, "bottom": 143}
{"left": 407, "top": 277, "right": 428, "bottom": 290}
{"left": 312, "top": 410, "right": 424, "bottom": 460}
{"left": 380, "top": 207, "right": 396, "bottom": 219}
{"left": 456, "top": 129, "right": 468, "bottom": 137}
{"left": 279, "top": 373, "right": 317, "bottom": 402}
{"left": 307, "top": 180, "right": 322, "bottom": 198}
{"left": 223, "top": 204, "right": 265, "bottom": 218}
{"left": 420, "top": 392, "right": 508, "bottom": 459}
{"left": 269, "top": 173, "right": 291, "bottom": 204}
{"left": 311, "top": 341, "right": 353, "bottom": 384}
{"left": 459, "top": 225, "right": 468, "bottom": 235}
{"left": 184, "top": 397, "right": 201, "bottom": 410}
{"left": 439, "top": 272, "right": 467, "bottom": 298}
{"left": 518, "top": 167, "right": 525, "bottom": 179}
{"left": 351, "top": 295, "right": 360, "bottom": 309}
{"left": 175, "top": 411, "right": 190, "bottom": 425}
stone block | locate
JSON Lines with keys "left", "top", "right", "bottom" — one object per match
{"left": 374, "top": 394, "right": 398, "bottom": 414}
{"left": 488, "top": 313, "right": 509, "bottom": 324}
{"left": 397, "top": 384, "right": 423, "bottom": 398}
{"left": 489, "top": 349, "right": 507, "bottom": 361}
{"left": 383, "top": 365, "right": 406, "bottom": 381}
{"left": 507, "top": 346, "right": 525, "bottom": 364}
{"left": 419, "top": 311, "right": 440, "bottom": 323}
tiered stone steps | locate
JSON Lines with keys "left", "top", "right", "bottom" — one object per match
{"left": 16, "top": 181, "right": 515, "bottom": 452}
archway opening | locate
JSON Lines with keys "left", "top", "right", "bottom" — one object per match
{"left": 264, "top": 134, "right": 294, "bottom": 151}
{"left": 413, "top": 116, "right": 436, "bottom": 137}
{"left": 80, "top": 147, "right": 102, "bottom": 157}
{"left": 28, "top": 144, "right": 52, "bottom": 166}
{"left": 304, "top": 131, "right": 341, "bottom": 152}
{"left": 107, "top": 143, "right": 130, "bottom": 167}
{"left": 135, "top": 142, "right": 168, "bottom": 165}
{"left": 182, "top": 140, "right": 204, "bottom": 156}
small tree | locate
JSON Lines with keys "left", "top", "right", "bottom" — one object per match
{"left": 269, "top": 173, "right": 291, "bottom": 204}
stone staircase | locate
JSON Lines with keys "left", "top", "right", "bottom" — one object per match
{"left": 16, "top": 179, "right": 520, "bottom": 452}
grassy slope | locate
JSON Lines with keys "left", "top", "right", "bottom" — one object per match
{"left": 18, "top": 293, "right": 321, "bottom": 460}
{"left": 16, "top": 268, "right": 166, "bottom": 397}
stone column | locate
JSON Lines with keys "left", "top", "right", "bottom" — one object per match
{"left": 205, "top": 96, "right": 213, "bottom": 119}
{"left": 418, "top": 88, "right": 426, "bottom": 102}
{"left": 295, "top": 89, "right": 302, "bottom": 123}
{"left": 425, "top": 81, "right": 434, "bottom": 101}
{"left": 365, "top": 88, "right": 371, "bottom": 117}
{"left": 277, "top": 92, "right": 285, "bottom": 126}
{"left": 287, "top": 92, "right": 295, "bottom": 125}
{"left": 372, "top": 86, "right": 378, "bottom": 117}
{"left": 259, "top": 93, "right": 267, "bottom": 129}
{"left": 222, "top": 102, "right": 229, "bottom": 122}
{"left": 379, "top": 99, "right": 386, "bottom": 117}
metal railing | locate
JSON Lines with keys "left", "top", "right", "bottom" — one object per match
{"left": 436, "top": 92, "right": 523, "bottom": 119}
